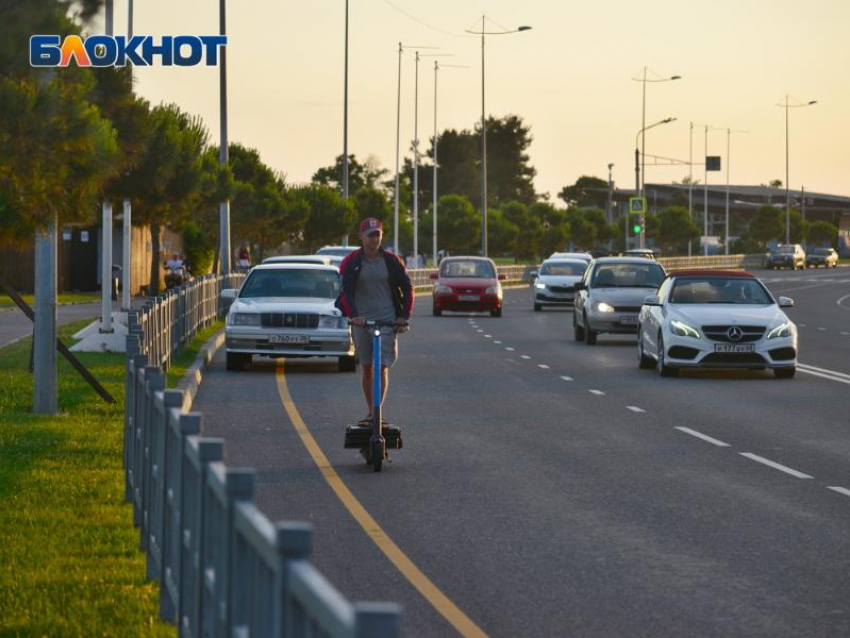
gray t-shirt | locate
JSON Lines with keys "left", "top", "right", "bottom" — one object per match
{"left": 355, "top": 255, "right": 396, "bottom": 321}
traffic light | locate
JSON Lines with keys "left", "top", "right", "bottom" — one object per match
{"left": 631, "top": 214, "right": 644, "bottom": 235}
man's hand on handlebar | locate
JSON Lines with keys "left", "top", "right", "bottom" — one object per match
{"left": 351, "top": 317, "right": 366, "bottom": 327}
{"left": 393, "top": 317, "right": 410, "bottom": 334}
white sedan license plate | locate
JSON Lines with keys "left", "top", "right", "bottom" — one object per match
{"left": 619, "top": 315, "right": 638, "bottom": 325}
{"left": 714, "top": 343, "right": 754, "bottom": 353}
{"left": 269, "top": 334, "right": 309, "bottom": 344}
{"left": 458, "top": 295, "right": 480, "bottom": 302}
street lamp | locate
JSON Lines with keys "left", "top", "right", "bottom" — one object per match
{"left": 634, "top": 117, "right": 675, "bottom": 249}
{"left": 218, "top": 0, "right": 231, "bottom": 272}
{"left": 777, "top": 95, "right": 817, "bottom": 245}
{"left": 393, "top": 43, "right": 438, "bottom": 254}
{"left": 432, "top": 61, "right": 468, "bottom": 265}
{"left": 412, "top": 52, "right": 451, "bottom": 264}
{"left": 465, "top": 17, "right": 532, "bottom": 257}
{"left": 632, "top": 67, "right": 681, "bottom": 197}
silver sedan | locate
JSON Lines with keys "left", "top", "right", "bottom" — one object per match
{"left": 573, "top": 257, "right": 666, "bottom": 345}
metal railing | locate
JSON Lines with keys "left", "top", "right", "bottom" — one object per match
{"left": 123, "top": 275, "right": 402, "bottom": 637}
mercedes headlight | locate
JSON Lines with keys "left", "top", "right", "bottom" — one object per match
{"left": 434, "top": 284, "right": 453, "bottom": 294}
{"left": 230, "top": 313, "right": 261, "bottom": 326}
{"left": 596, "top": 302, "right": 615, "bottom": 313}
{"left": 318, "top": 315, "right": 347, "bottom": 329}
{"left": 767, "top": 321, "right": 793, "bottom": 339}
{"left": 670, "top": 319, "right": 700, "bottom": 338}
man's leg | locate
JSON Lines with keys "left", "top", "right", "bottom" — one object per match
{"left": 361, "top": 363, "right": 373, "bottom": 416}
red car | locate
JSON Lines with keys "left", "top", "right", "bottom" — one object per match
{"left": 430, "top": 256, "right": 505, "bottom": 317}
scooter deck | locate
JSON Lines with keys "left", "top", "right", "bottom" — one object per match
{"left": 344, "top": 424, "right": 403, "bottom": 450}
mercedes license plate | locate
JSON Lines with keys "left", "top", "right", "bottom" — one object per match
{"left": 269, "top": 334, "right": 309, "bottom": 344}
{"left": 458, "top": 295, "right": 480, "bottom": 302}
{"left": 619, "top": 315, "right": 638, "bottom": 325}
{"left": 714, "top": 343, "right": 754, "bottom": 353}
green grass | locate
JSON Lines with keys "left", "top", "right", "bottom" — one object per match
{"left": 0, "top": 293, "right": 101, "bottom": 311}
{"left": 165, "top": 321, "right": 224, "bottom": 388}
{"left": 0, "top": 319, "right": 174, "bottom": 636}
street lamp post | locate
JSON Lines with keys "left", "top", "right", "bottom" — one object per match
{"left": 465, "top": 17, "right": 531, "bottom": 257}
{"left": 777, "top": 95, "right": 817, "bottom": 245}
{"left": 432, "top": 61, "right": 467, "bottom": 265}
{"left": 633, "top": 67, "right": 681, "bottom": 198}
{"left": 393, "top": 44, "right": 438, "bottom": 254}
{"left": 342, "top": 0, "right": 349, "bottom": 202}
{"left": 218, "top": 0, "right": 231, "bottom": 273}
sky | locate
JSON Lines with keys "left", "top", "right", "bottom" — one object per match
{"left": 93, "top": 0, "right": 850, "bottom": 204}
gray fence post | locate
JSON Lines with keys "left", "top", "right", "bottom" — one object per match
{"left": 180, "top": 436, "right": 224, "bottom": 638}
{"left": 354, "top": 603, "right": 404, "bottom": 638}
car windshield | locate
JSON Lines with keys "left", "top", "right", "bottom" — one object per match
{"left": 240, "top": 269, "right": 340, "bottom": 299}
{"left": 775, "top": 246, "right": 796, "bottom": 254}
{"left": 813, "top": 248, "right": 832, "bottom": 255}
{"left": 591, "top": 263, "right": 664, "bottom": 288}
{"left": 316, "top": 247, "right": 358, "bottom": 257}
{"left": 669, "top": 278, "right": 772, "bottom": 304}
{"left": 441, "top": 260, "right": 496, "bottom": 278}
{"left": 540, "top": 262, "right": 586, "bottom": 276}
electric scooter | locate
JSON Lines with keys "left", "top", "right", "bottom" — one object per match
{"left": 343, "top": 319, "right": 406, "bottom": 472}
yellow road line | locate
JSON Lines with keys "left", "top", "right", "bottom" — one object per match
{"left": 275, "top": 361, "right": 487, "bottom": 638}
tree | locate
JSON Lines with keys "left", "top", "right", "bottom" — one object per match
{"left": 289, "top": 184, "right": 354, "bottom": 252}
{"left": 788, "top": 209, "right": 807, "bottom": 244}
{"left": 565, "top": 209, "right": 596, "bottom": 250}
{"left": 501, "top": 201, "right": 541, "bottom": 261}
{"left": 428, "top": 195, "right": 479, "bottom": 256}
{"left": 557, "top": 176, "right": 608, "bottom": 208}
{"left": 656, "top": 206, "right": 701, "bottom": 255}
{"left": 412, "top": 115, "right": 538, "bottom": 209}
{"left": 312, "top": 154, "right": 388, "bottom": 195}
{"left": 529, "top": 202, "right": 569, "bottom": 258}
{"left": 581, "top": 208, "right": 617, "bottom": 248}
{"left": 747, "top": 205, "right": 784, "bottom": 248}
{"left": 486, "top": 208, "right": 519, "bottom": 258}
{"left": 130, "top": 104, "right": 210, "bottom": 292}
{"left": 807, "top": 220, "right": 838, "bottom": 246}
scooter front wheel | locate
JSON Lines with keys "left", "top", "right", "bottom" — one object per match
{"left": 371, "top": 438, "right": 384, "bottom": 472}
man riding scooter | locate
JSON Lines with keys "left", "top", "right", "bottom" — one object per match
{"left": 164, "top": 253, "right": 188, "bottom": 289}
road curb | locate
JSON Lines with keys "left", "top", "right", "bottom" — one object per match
{"left": 176, "top": 328, "right": 226, "bottom": 412}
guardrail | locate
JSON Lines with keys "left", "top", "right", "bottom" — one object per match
{"left": 123, "top": 274, "right": 402, "bottom": 637}
{"left": 408, "top": 254, "right": 768, "bottom": 289}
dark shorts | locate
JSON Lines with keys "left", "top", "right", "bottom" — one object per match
{"left": 352, "top": 325, "right": 399, "bottom": 368}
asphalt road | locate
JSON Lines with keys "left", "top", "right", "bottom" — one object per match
{"left": 192, "top": 267, "right": 850, "bottom": 637}
{"left": 0, "top": 302, "right": 102, "bottom": 347}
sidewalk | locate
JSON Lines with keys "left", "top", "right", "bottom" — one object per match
{"left": 0, "top": 299, "right": 146, "bottom": 349}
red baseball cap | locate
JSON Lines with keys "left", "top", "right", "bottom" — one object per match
{"left": 359, "top": 217, "right": 383, "bottom": 235}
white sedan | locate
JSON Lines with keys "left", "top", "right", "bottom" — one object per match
{"left": 220, "top": 263, "right": 355, "bottom": 372}
{"left": 532, "top": 258, "right": 588, "bottom": 311}
{"left": 637, "top": 270, "right": 797, "bottom": 378}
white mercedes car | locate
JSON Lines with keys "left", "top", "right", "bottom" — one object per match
{"left": 220, "top": 263, "right": 355, "bottom": 372}
{"left": 532, "top": 258, "right": 588, "bottom": 311}
{"left": 637, "top": 270, "right": 797, "bottom": 378}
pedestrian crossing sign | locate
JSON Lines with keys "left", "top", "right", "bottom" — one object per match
{"left": 629, "top": 197, "right": 646, "bottom": 214}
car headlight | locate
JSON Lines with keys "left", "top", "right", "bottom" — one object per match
{"left": 485, "top": 285, "right": 502, "bottom": 297}
{"left": 230, "top": 312, "right": 261, "bottom": 326}
{"left": 535, "top": 282, "right": 547, "bottom": 290}
{"left": 434, "top": 284, "right": 452, "bottom": 294}
{"left": 670, "top": 319, "right": 700, "bottom": 338}
{"left": 318, "top": 315, "right": 347, "bottom": 329}
{"left": 596, "top": 302, "right": 615, "bottom": 313}
{"left": 767, "top": 321, "right": 793, "bottom": 339}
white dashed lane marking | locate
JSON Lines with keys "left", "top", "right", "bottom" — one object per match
{"left": 827, "top": 487, "right": 850, "bottom": 498}
{"left": 739, "top": 453, "right": 813, "bottom": 479}
{"left": 626, "top": 406, "right": 646, "bottom": 413}
{"left": 520, "top": 355, "right": 531, "bottom": 360}
{"left": 675, "top": 427, "right": 730, "bottom": 447}
{"left": 589, "top": 389, "right": 605, "bottom": 396}
{"left": 484, "top": 334, "right": 492, "bottom": 338}
{"left": 505, "top": 347, "right": 515, "bottom": 352}
{"left": 560, "top": 376, "right": 573, "bottom": 382}
{"left": 537, "top": 364, "right": 550, "bottom": 370}
{"left": 494, "top": 340, "right": 502, "bottom": 344}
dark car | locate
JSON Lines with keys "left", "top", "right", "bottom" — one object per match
{"left": 805, "top": 247, "right": 838, "bottom": 268}
{"left": 767, "top": 244, "right": 806, "bottom": 270}
{"left": 431, "top": 257, "right": 505, "bottom": 317}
